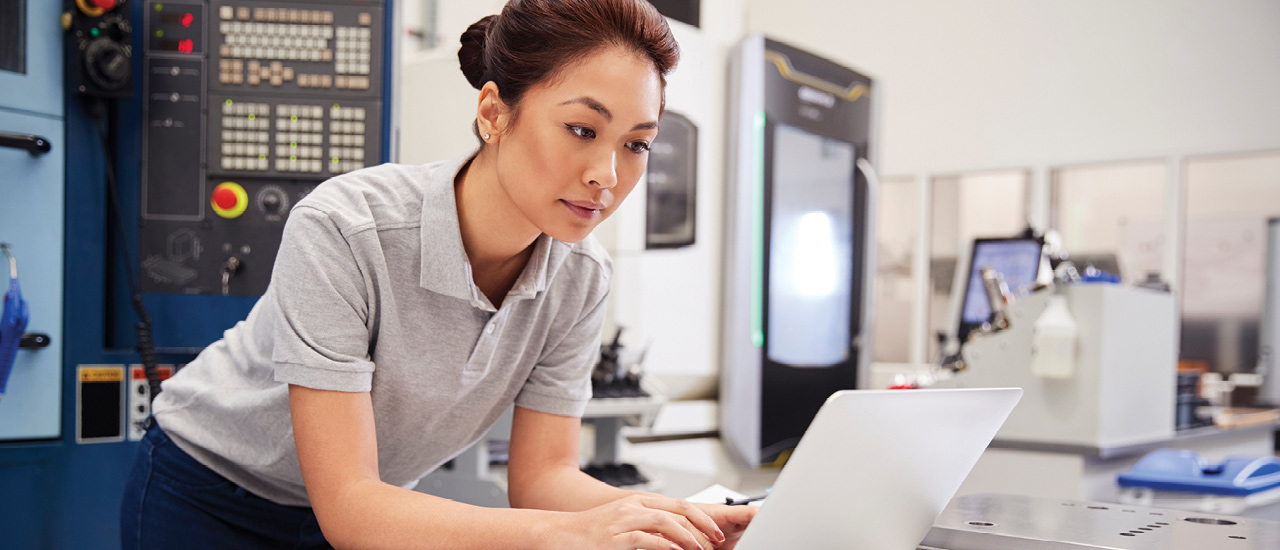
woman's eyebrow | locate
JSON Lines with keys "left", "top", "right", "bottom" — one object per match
{"left": 561, "top": 96, "right": 613, "bottom": 122}
{"left": 561, "top": 97, "right": 659, "bottom": 132}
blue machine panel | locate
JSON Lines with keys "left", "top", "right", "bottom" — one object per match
{"left": 0, "top": 109, "right": 64, "bottom": 441}
{"left": 0, "top": 1, "right": 397, "bottom": 547}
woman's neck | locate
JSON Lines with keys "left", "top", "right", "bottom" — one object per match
{"left": 454, "top": 148, "right": 541, "bottom": 301}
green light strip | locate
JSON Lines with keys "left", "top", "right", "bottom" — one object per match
{"left": 751, "top": 112, "right": 766, "bottom": 348}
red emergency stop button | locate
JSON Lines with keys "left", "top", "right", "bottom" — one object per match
{"left": 91, "top": 0, "right": 119, "bottom": 9}
{"left": 212, "top": 182, "right": 248, "bottom": 219}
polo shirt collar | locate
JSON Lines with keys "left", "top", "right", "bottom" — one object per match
{"left": 418, "top": 154, "right": 557, "bottom": 310}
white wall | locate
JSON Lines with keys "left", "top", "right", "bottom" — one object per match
{"left": 397, "top": 1, "right": 506, "bottom": 165}
{"left": 745, "top": 0, "right": 1280, "bottom": 175}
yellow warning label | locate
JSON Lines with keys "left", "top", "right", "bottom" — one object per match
{"left": 80, "top": 366, "right": 125, "bottom": 383}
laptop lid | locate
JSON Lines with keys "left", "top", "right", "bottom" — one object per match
{"left": 734, "top": 388, "right": 1022, "bottom": 550}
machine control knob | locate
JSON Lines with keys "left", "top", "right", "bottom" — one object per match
{"left": 83, "top": 38, "right": 131, "bottom": 91}
{"left": 212, "top": 182, "right": 248, "bottom": 219}
{"left": 256, "top": 186, "right": 290, "bottom": 216}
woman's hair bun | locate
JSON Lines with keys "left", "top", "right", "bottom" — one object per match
{"left": 458, "top": 15, "right": 497, "bottom": 90}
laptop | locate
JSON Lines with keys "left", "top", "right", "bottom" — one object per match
{"left": 733, "top": 388, "right": 1022, "bottom": 550}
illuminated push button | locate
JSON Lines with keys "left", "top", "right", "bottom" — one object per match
{"left": 212, "top": 182, "right": 249, "bottom": 219}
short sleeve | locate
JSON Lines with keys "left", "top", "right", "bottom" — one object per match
{"left": 269, "top": 206, "right": 376, "bottom": 392}
{"left": 514, "top": 287, "right": 609, "bottom": 417}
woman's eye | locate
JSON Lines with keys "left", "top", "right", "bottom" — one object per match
{"left": 627, "top": 141, "right": 651, "bottom": 155}
{"left": 566, "top": 125, "right": 595, "bottom": 139}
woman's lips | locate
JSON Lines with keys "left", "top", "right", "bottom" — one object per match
{"left": 561, "top": 199, "right": 603, "bottom": 220}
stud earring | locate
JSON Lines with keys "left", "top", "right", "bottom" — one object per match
{"left": 483, "top": 133, "right": 491, "bottom": 140}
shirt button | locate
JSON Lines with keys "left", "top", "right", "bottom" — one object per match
{"left": 486, "top": 323, "right": 496, "bottom": 335}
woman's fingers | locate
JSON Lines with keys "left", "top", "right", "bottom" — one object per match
{"left": 615, "top": 509, "right": 708, "bottom": 550}
{"left": 641, "top": 497, "right": 725, "bottom": 545}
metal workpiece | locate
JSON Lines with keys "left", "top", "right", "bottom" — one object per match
{"left": 921, "top": 494, "right": 1280, "bottom": 549}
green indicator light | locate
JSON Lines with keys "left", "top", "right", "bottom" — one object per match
{"left": 155, "top": 30, "right": 164, "bottom": 38}
{"left": 248, "top": 114, "right": 255, "bottom": 120}
{"left": 751, "top": 111, "right": 766, "bottom": 348}
{"left": 290, "top": 156, "right": 297, "bottom": 161}
{"left": 290, "top": 115, "right": 297, "bottom": 122}
{"left": 332, "top": 157, "right": 339, "bottom": 163}
{"left": 290, "top": 142, "right": 297, "bottom": 148}
{"left": 90, "top": 28, "right": 100, "bottom": 37}
{"left": 332, "top": 104, "right": 340, "bottom": 110}
{"left": 225, "top": 99, "right": 233, "bottom": 106}
{"left": 155, "top": 4, "right": 164, "bottom": 12}
{"left": 259, "top": 155, "right": 266, "bottom": 160}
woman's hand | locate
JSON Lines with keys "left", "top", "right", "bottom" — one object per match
{"left": 542, "top": 494, "right": 726, "bottom": 550}
{"left": 691, "top": 503, "right": 758, "bottom": 550}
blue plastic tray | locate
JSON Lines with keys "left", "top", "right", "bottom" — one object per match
{"left": 1118, "top": 448, "right": 1280, "bottom": 496}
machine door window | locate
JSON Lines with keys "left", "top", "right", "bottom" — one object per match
{"left": 767, "top": 122, "right": 856, "bottom": 367}
{"left": 0, "top": 0, "right": 24, "bottom": 74}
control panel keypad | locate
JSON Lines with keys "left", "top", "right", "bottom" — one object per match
{"left": 204, "top": 3, "right": 381, "bottom": 178}
{"left": 215, "top": 4, "right": 376, "bottom": 91}
{"left": 220, "top": 101, "right": 271, "bottom": 171}
{"left": 329, "top": 105, "right": 367, "bottom": 174}
{"left": 275, "top": 104, "right": 325, "bottom": 173}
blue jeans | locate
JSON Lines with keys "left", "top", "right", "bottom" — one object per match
{"left": 120, "top": 421, "right": 335, "bottom": 549}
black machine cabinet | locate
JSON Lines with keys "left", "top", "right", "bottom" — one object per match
{"left": 721, "top": 35, "right": 877, "bottom": 467}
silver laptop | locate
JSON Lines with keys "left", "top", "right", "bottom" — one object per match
{"left": 735, "top": 388, "right": 1022, "bottom": 550}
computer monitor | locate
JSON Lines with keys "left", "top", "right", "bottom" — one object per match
{"left": 957, "top": 238, "right": 1044, "bottom": 344}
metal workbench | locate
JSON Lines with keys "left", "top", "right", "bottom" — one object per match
{"left": 920, "top": 494, "right": 1280, "bottom": 549}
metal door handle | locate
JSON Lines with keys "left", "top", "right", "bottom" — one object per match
{"left": 0, "top": 132, "right": 53, "bottom": 156}
{"left": 20, "top": 333, "right": 51, "bottom": 349}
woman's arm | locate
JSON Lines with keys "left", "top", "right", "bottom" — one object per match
{"left": 291, "top": 384, "right": 555, "bottom": 549}
{"left": 291, "top": 385, "right": 718, "bottom": 550}
{"left": 507, "top": 405, "right": 643, "bottom": 510}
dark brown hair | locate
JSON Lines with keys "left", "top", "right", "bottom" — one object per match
{"left": 458, "top": 0, "right": 679, "bottom": 136}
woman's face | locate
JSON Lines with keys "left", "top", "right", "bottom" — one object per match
{"left": 491, "top": 47, "right": 662, "bottom": 243}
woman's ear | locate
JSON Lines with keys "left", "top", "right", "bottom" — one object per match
{"left": 476, "top": 81, "right": 510, "bottom": 142}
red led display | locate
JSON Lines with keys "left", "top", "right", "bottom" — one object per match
{"left": 181, "top": 13, "right": 194, "bottom": 27}
{"left": 178, "top": 39, "right": 194, "bottom": 54}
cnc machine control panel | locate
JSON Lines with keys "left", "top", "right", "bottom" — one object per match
{"left": 140, "top": 0, "right": 388, "bottom": 296}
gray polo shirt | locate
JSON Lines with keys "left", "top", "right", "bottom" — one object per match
{"left": 153, "top": 155, "right": 611, "bottom": 507}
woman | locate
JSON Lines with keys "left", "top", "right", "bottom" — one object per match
{"left": 120, "top": 0, "right": 756, "bottom": 548}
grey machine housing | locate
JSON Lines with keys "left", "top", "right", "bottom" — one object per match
{"left": 721, "top": 34, "right": 879, "bottom": 467}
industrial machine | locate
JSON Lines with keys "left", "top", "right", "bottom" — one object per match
{"left": 720, "top": 34, "right": 878, "bottom": 468}
{"left": 0, "top": 1, "right": 395, "bottom": 546}
{"left": 930, "top": 239, "right": 1179, "bottom": 449}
